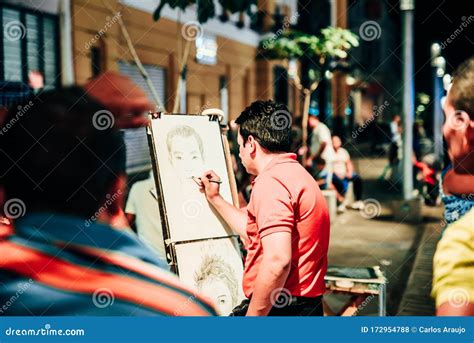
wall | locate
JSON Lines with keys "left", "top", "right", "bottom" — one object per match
{"left": 71, "top": 0, "right": 261, "bottom": 120}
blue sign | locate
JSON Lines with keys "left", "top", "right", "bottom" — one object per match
{"left": 0, "top": 317, "right": 472, "bottom": 343}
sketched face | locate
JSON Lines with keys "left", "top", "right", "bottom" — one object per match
{"left": 194, "top": 254, "right": 239, "bottom": 315}
{"left": 167, "top": 126, "right": 205, "bottom": 180}
{"left": 199, "top": 278, "right": 234, "bottom": 315}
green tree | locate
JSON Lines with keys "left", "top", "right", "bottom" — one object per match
{"left": 259, "top": 27, "right": 359, "bottom": 159}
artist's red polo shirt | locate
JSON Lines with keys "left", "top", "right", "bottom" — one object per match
{"left": 243, "top": 153, "right": 330, "bottom": 298}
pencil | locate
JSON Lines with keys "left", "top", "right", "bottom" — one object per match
{"left": 191, "top": 176, "right": 222, "bottom": 184}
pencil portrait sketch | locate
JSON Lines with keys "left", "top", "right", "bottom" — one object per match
{"left": 174, "top": 237, "right": 245, "bottom": 315}
{"left": 150, "top": 115, "right": 234, "bottom": 242}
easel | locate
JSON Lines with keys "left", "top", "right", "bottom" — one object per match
{"left": 146, "top": 109, "right": 241, "bottom": 274}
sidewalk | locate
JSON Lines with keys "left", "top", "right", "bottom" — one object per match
{"left": 324, "top": 149, "right": 443, "bottom": 316}
{"left": 396, "top": 205, "right": 443, "bottom": 315}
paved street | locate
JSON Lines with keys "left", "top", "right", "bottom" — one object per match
{"left": 325, "top": 151, "right": 444, "bottom": 316}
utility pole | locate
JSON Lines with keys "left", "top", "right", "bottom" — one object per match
{"left": 59, "top": 0, "right": 75, "bottom": 85}
{"left": 431, "top": 43, "right": 445, "bottom": 163}
{"left": 401, "top": 0, "right": 415, "bottom": 200}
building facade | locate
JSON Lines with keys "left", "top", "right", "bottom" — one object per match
{"left": 1, "top": 0, "right": 301, "bottom": 173}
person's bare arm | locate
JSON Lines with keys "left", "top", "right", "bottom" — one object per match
{"left": 437, "top": 301, "right": 474, "bottom": 316}
{"left": 315, "top": 142, "right": 327, "bottom": 159}
{"left": 246, "top": 231, "right": 292, "bottom": 316}
{"left": 443, "top": 169, "right": 474, "bottom": 196}
{"left": 346, "top": 159, "right": 354, "bottom": 178}
{"left": 208, "top": 195, "right": 249, "bottom": 242}
{"left": 200, "top": 170, "right": 248, "bottom": 242}
{"left": 306, "top": 142, "right": 327, "bottom": 168}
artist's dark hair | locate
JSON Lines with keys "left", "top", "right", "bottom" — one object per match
{"left": 235, "top": 100, "right": 292, "bottom": 153}
{"left": 166, "top": 125, "right": 204, "bottom": 160}
{"left": 450, "top": 56, "right": 474, "bottom": 118}
{"left": 0, "top": 87, "right": 125, "bottom": 218}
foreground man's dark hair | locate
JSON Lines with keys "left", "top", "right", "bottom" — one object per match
{"left": 0, "top": 87, "right": 125, "bottom": 218}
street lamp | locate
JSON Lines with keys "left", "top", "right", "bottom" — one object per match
{"left": 431, "top": 42, "right": 445, "bottom": 163}
{"left": 345, "top": 75, "right": 356, "bottom": 86}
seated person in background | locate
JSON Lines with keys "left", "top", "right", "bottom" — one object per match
{"left": 0, "top": 72, "right": 216, "bottom": 316}
{"left": 312, "top": 158, "right": 329, "bottom": 190}
{"left": 432, "top": 56, "right": 474, "bottom": 316}
{"left": 331, "top": 136, "right": 364, "bottom": 211}
{"left": 305, "top": 112, "right": 335, "bottom": 185}
{"left": 312, "top": 158, "right": 345, "bottom": 204}
{"left": 125, "top": 170, "right": 167, "bottom": 266}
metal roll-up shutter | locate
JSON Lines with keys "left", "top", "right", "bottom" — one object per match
{"left": 118, "top": 61, "right": 166, "bottom": 174}
{"left": 2, "top": 8, "right": 23, "bottom": 82}
{"left": 42, "top": 17, "right": 58, "bottom": 90}
{"left": 25, "top": 14, "right": 40, "bottom": 73}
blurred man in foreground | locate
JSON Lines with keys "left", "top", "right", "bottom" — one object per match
{"left": 0, "top": 72, "right": 216, "bottom": 316}
{"left": 432, "top": 57, "right": 474, "bottom": 316}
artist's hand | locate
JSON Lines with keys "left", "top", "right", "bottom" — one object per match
{"left": 84, "top": 71, "right": 154, "bottom": 129}
{"left": 199, "top": 170, "right": 221, "bottom": 203}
